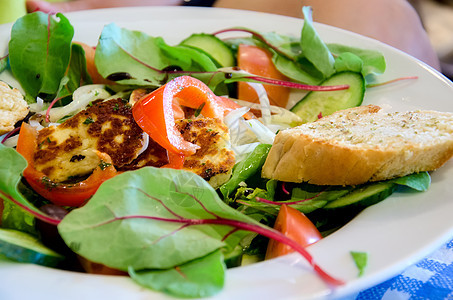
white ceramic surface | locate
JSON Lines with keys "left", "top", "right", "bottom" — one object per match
{"left": 0, "top": 6, "right": 453, "bottom": 300}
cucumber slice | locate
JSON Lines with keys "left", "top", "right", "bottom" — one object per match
{"left": 0, "top": 228, "right": 64, "bottom": 267}
{"left": 323, "top": 181, "right": 396, "bottom": 211}
{"left": 223, "top": 245, "right": 243, "bottom": 268}
{"left": 309, "top": 181, "right": 396, "bottom": 231}
{"left": 290, "top": 71, "right": 365, "bottom": 123}
{"left": 180, "top": 33, "right": 235, "bottom": 67}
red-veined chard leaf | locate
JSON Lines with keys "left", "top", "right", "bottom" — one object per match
{"left": 8, "top": 12, "right": 74, "bottom": 101}
{"left": 95, "top": 23, "right": 217, "bottom": 87}
{"left": 56, "top": 43, "right": 93, "bottom": 99}
{"left": 57, "top": 167, "right": 258, "bottom": 271}
{"left": 129, "top": 249, "right": 225, "bottom": 298}
{"left": 0, "top": 144, "right": 59, "bottom": 228}
{"left": 0, "top": 54, "right": 7, "bottom": 73}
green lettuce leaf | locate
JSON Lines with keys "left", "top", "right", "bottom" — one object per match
{"left": 95, "top": 23, "right": 217, "bottom": 87}
{"left": 8, "top": 12, "right": 74, "bottom": 101}
{"left": 129, "top": 249, "right": 225, "bottom": 298}
{"left": 58, "top": 167, "right": 262, "bottom": 271}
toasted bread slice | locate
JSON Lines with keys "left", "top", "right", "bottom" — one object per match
{"left": 262, "top": 105, "right": 453, "bottom": 186}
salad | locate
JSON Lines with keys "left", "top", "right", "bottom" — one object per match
{"left": 0, "top": 7, "right": 436, "bottom": 299}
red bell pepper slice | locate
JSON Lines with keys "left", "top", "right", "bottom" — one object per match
{"left": 133, "top": 76, "right": 248, "bottom": 169}
{"left": 16, "top": 123, "right": 117, "bottom": 207}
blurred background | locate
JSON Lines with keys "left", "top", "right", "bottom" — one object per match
{"left": 413, "top": 0, "right": 453, "bottom": 79}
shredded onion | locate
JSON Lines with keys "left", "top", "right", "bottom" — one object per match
{"left": 136, "top": 132, "right": 150, "bottom": 156}
{"left": 42, "top": 85, "right": 111, "bottom": 122}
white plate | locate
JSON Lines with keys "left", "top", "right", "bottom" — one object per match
{"left": 1, "top": 6, "right": 453, "bottom": 300}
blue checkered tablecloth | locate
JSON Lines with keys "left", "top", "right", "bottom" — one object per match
{"left": 355, "top": 238, "right": 453, "bottom": 299}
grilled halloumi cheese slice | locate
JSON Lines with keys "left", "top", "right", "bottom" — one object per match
{"left": 34, "top": 98, "right": 145, "bottom": 182}
{"left": 120, "top": 118, "right": 236, "bottom": 188}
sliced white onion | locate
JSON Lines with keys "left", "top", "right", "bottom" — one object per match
{"left": 43, "top": 85, "right": 111, "bottom": 122}
{"left": 244, "top": 119, "right": 275, "bottom": 145}
{"left": 231, "top": 142, "right": 261, "bottom": 161}
{"left": 137, "top": 132, "right": 150, "bottom": 156}
{"left": 245, "top": 82, "right": 272, "bottom": 125}
{"left": 29, "top": 97, "right": 45, "bottom": 113}
{"left": 2, "top": 134, "right": 19, "bottom": 148}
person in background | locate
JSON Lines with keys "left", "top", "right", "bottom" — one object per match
{"left": 26, "top": 0, "right": 441, "bottom": 71}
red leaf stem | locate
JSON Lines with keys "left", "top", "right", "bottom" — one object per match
{"left": 103, "top": 213, "right": 344, "bottom": 287}
{"left": 366, "top": 76, "right": 418, "bottom": 88}
{"left": 1, "top": 127, "right": 20, "bottom": 144}
{"left": 0, "top": 190, "right": 61, "bottom": 226}
{"left": 245, "top": 76, "right": 349, "bottom": 91}
{"left": 213, "top": 27, "right": 292, "bottom": 60}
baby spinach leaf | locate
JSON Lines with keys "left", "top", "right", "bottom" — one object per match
{"left": 300, "top": 6, "right": 335, "bottom": 79}
{"left": 57, "top": 43, "right": 93, "bottom": 99}
{"left": 392, "top": 171, "right": 431, "bottom": 191}
{"left": 334, "top": 52, "right": 363, "bottom": 73}
{"left": 8, "top": 12, "right": 74, "bottom": 100}
{"left": 328, "top": 43, "right": 386, "bottom": 77}
{"left": 58, "top": 167, "right": 262, "bottom": 271}
{"left": 129, "top": 249, "right": 225, "bottom": 298}
{"left": 0, "top": 144, "right": 43, "bottom": 218}
{"left": 350, "top": 251, "right": 368, "bottom": 277}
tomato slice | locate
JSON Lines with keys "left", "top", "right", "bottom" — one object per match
{"left": 265, "top": 204, "right": 322, "bottom": 259}
{"left": 16, "top": 123, "right": 117, "bottom": 207}
{"left": 237, "top": 44, "right": 290, "bottom": 108}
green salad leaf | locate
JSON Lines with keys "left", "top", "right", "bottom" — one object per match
{"left": 57, "top": 167, "right": 268, "bottom": 275}
{"left": 8, "top": 12, "right": 74, "bottom": 101}
{"left": 129, "top": 249, "right": 225, "bottom": 298}
{"left": 95, "top": 23, "right": 217, "bottom": 87}
{"left": 300, "top": 6, "right": 335, "bottom": 79}
{"left": 350, "top": 251, "right": 368, "bottom": 277}
{"left": 392, "top": 171, "right": 431, "bottom": 191}
{"left": 0, "top": 144, "right": 43, "bottom": 219}
{"left": 220, "top": 144, "right": 271, "bottom": 199}
{"left": 56, "top": 43, "right": 93, "bottom": 99}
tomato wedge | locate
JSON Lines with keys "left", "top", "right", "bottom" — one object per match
{"left": 237, "top": 44, "right": 290, "bottom": 108}
{"left": 16, "top": 123, "right": 117, "bottom": 207}
{"left": 265, "top": 204, "right": 322, "bottom": 259}
{"left": 133, "top": 76, "right": 249, "bottom": 169}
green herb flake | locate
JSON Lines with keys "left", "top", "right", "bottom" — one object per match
{"left": 98, "top": 160, "right": 112, "bottom": 170}
{"left": 194, "top": 102, "right": 206, "bottom": 117}
{"left": 83, "top": 117, "right": 94, "bottom": 125}
{"left": 113, "top": 103, "right": 119, "bottom": 111}
{"left": 350, "top": 251, "right": 368, "bottom": 277}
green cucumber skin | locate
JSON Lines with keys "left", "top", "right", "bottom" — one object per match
{"left": 180, "top": 33, "right": 235, "bottom": 67}
{"left": 0, "top": 228, "right": 64, "bottom": 267}
{"left": 290, "top": 71, "right": 365, "bottom": 123}
{"left": 324, "top": 181, "right": 396, "bottom": 210}
{"left": 223, "top": 246, "right": 243, "bottom": 268}
{"left": 308, "top": 182, "right": 396, "bottom": 231}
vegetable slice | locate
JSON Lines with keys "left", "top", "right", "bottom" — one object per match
{"left": 0, "top": 228, "right": 64, "bottom": 267}
{"left": 237, "top": 44, "right": 290, "bottom": 107}
{"left": 180, "top": 33, "right": 235, "bottom": 67}
{"left": 290, "top": 71, "right": 365, "bottom": 123}
{"left": 265, "top": 204, "right": 322, "bottom": 259}
{"left": 16, "top": 122, "right": 117, "bottom": 207}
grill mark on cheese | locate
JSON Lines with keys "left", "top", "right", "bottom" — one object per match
{"left": 34, "top": 98, "right": 144, "bottom": 182}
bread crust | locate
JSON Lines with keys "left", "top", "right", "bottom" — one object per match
{"left": 262, "top": 105, "right": 453, "bottom": 185}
